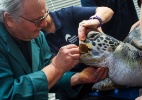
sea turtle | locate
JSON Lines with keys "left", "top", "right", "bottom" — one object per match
{"left": 79, "top": 26, "right": 142, "bottom": 91}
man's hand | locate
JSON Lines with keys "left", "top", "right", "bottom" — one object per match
{"left": 71, "top": 66, "right": 109, "bottom": 86}
{"left": 52, "top": 44, "right": 80, "bottom": 73}
{"left": 79, "top": 66, "right": 108, "bottom": 84}
{"left": 43, "top": 44, "right": 80, "bottom": 89}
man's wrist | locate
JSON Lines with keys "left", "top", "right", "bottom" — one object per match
{"left": 89, "top": 15, "right": 102, "bottom": 28}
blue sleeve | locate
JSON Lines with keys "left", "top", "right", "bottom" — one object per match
{"left": 57, "top": 6, "right": 97, "bottom": 24}
{"left": 81, "top": 0, "right": 98, "bottom": 6}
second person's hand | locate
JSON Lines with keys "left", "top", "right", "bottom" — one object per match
{"left": 78, "top": 19, "right": 103, "bottom": 41}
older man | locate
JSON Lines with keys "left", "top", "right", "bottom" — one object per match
{"left": 0, "top": 0, "right": 108, "bottom": 100}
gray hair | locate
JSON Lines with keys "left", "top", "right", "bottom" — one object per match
{"left": 0, "top": 0, "right": 25, "bottom": 22}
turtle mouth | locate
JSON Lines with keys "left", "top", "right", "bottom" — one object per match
{"left": 79, "top": 43, "right": 105, "bottom": 66}
{"left": 79, "top": 43, "right": 92, "bottom": 54}
{"left": 79, "top": 43, "right": 102, "bottom": 58}
{"left": 80, "top": 52, "right": 106, "bottom": 66}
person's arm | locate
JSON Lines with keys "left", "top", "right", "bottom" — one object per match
{"left": 130, "top": 20, "right": 140, "bottom": 32}
{"left": 70, "top": 67, "right": 108, "bottom": 86}
{"left": 50, "top": 66, "right": 108, "bottom": 98}
{"left": 95, "top": 7, "right": 114, "bottom": 25}
{"left": 135, "top": 95, "right": 142, "bottom": 100}
{"left": 42, "top": 44, "right": 80, "bottom": 89}
{"left": 45, "top": 54, "right": 108, "bottom": 89}
{"left": 78, "top": 7, "right": 114, "bottom": 40}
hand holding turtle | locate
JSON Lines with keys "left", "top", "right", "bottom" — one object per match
{"left": 78, "top": 19, "right": 103, "bottom": 41}
{"left": 78, "top": 7, "right": 114, "bottom": 41}
{"left": 78, "top": 66, "right": 108, "bottom": 84}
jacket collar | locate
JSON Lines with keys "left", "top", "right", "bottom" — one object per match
{"left": 0, "top": 23, "right": 40, "bottom": 73}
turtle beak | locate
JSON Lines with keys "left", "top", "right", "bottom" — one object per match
{"left": 79, "top": 39, "right": 92, "bottom": 55}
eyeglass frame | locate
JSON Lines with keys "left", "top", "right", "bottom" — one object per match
{"left": 19, "top": 10, "right": 49, "bottom": 27}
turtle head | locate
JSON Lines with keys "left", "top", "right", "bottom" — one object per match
{"left": 79, "top": 31, "right": 120, "bottom": 66}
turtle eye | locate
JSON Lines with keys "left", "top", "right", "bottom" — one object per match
{"left": 88, "top": 33, "right": 96, "bottom": 38}
{"left": 87, "top": 31, "right": 101, "bottom": 41}
{"left": 87, "top": 33, "right": 100, "bottom": 41}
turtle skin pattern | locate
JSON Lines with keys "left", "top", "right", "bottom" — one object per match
{"left": 79, "top": 26, "right": 142, "bottom": 91}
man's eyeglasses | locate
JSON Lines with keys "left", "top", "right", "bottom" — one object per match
{"left": 20, "top": 10, "right": 49, "bottom": 27}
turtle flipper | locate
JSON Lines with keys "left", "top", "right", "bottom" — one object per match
{"left": 92, "top": 78, "right": 125, "bottom": 91}
{"left": 92, "top": 78, "right": 116, "bottom": 91}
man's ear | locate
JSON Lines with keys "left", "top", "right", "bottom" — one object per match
{"left": 4, "top": 12, "right": 14, "bottom": 27}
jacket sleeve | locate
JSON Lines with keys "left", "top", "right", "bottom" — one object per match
{"left": 50, "top": 71, "right": 82, "bottom": 98}
{"left": 0, "top": 33, "right": 50, "bottom": 100}
{"left": 0, "top": 50, "right": 49, "bottom": 100}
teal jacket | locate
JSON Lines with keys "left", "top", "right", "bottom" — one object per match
{"left": 0, "top": 23, "right": 79, "bottom": 100}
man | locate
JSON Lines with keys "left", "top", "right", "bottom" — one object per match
{"left": 41, "top": 6, "right": 113, "bottom": 99}
{"left": 0, "top": 0, "right": 108, "bottom": 100}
